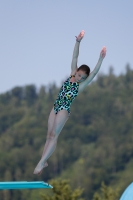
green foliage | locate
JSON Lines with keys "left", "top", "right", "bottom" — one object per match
{"left": 0, "top": 66, "right": 133, "bottom": 199}
{"left": 41, "top": 179, "right": 84, "bottom": 200}
{"left": 93, "top": 182, "right": 120, "bottom": 200}
{"left": 11, "top": 86, "right": 24, "bottom": 100}
{"left": 24, "top": 85, "right": 37, "bottom": 105}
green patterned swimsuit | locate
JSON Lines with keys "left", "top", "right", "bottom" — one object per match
{"left": 54, "top": 75, "right": 79, "bottom": 115}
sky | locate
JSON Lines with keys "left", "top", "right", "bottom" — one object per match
{"left": 0, "top": 0, "right": 133, "bottom": 94}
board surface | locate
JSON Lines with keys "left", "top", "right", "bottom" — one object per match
{"left": 0, "top": 181, "right": 53, "bottom": 190}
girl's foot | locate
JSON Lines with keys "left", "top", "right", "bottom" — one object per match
{"left": 33, "top": 161, "right": 48, "bottom": 175}
{"left": 76, "top": 30, "right": 85, "bottom": 42}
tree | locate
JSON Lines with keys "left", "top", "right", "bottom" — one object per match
{"left": 93, "top": 182, "right": 120, "bottom": 200}
{"left": 11, "top": 86, "right": 24, "bottom": 100}
{"left": 40, "top": 179, "right": 84, "bottom": 200}
{"left": 24, "top": 85, "right": 37, "bottom": 105}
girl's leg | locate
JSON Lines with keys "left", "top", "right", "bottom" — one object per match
{"left": 33, "top": 107, "right": 56, "bottom": 171}
{"left": 41, "top": 107, "right": 56, "bottom": 161}
{"left": 33, "top": 109, "right": 69, "bottom": 175}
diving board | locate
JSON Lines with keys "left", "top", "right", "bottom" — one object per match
{"left": 120, "top": 182, "right": 133, "bottom": 200}
{"left": 0, "top": 181, "right": 53, "bottom": 190}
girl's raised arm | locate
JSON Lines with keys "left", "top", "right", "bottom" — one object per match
{"left": 71, "top": 30, "right": 85, "bottom": 75}
{"left": 79, "top": 46, "right": 106, "bottom": 93}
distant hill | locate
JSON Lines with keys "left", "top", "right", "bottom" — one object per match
{"left": 0, "top": 65, "right": 133, "bottom": 200}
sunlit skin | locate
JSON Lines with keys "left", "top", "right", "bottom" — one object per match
{"left": 33, "top": 30, "right": 106, "bottom": 175}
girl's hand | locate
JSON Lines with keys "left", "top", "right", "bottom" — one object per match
{"left": 100, "top": 46, "right": 106, "bottom": 59}
{"left": 76, "top": 30, "right": 85, "bottom": 42}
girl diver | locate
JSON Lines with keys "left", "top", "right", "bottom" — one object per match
{"left": 34, "top": 30, "right": 106, "bottom": 175}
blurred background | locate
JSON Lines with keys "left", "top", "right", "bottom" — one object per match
{"left": 0, "top": 1, "right": 133, "bottom": 200}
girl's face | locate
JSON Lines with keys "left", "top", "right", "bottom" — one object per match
{"left": 75, "top": 70, "right": 88, "bottom": 83}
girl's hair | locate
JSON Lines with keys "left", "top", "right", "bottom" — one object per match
{"left": 77, "top": 64, "right": 90, "bottom": 76}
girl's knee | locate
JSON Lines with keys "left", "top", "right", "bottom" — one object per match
{"left": 47, "top": 130, "right": 58, "bottom": 139}
{"left": 52, "top": 126, "right": 60, "bottom": 137}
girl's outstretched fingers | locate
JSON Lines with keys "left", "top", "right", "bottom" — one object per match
{"left": 100, "top": 46, "right": 106, "bottom": 59}
{"left": 76, "top": 30, "right": 85, "bottom": 42}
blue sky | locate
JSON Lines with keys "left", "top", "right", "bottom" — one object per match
{"left": 0, "top": 0, "right": 133, "bottom": 93}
